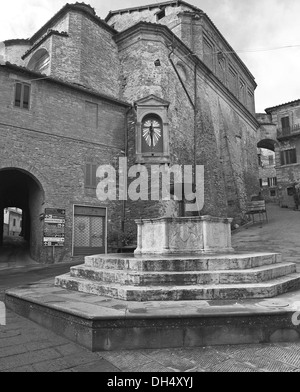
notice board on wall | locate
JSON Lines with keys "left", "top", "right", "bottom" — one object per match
{"left": 43, "top": 208, "right": 66, "bottom": 247}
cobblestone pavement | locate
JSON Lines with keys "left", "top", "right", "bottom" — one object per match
{"left": 232, "top": 204, "right": 300, "bottom": 267}
{"left": 0, "top": 203, "right": 300, "bottom": 373}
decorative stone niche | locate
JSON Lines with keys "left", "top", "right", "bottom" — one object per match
{"left": 134, "top": 94, "right": 170, "bottom": 164}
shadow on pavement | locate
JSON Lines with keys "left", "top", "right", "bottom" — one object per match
{"left": 0, "top": 235, "right": 37, "bottom": 271}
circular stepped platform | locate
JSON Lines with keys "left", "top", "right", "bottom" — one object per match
{"left": 55, "top": 253, "right": 300, "bottom": 302}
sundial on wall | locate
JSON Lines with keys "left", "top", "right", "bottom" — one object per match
{"left": 142, "top": 118, "right": 162, "bottom": 148}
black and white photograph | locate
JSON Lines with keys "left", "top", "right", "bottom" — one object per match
{"left": 0, "top": 0, "right": 300, "bottom": 376}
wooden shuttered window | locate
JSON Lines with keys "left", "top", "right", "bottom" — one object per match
{"left": 268, "top": 178, "right": 277, "bottom": 187}
{"left": 15, "top": 82, "right": 30, "bottom": 109}
{"left": 85, "top": 163, "right": 97, "bottom": 188}
{"left": 280, "top": 149, "right": 297, "bottom": 166}
{"left": 281, "top": 116, "right": 290, "bottom": 133}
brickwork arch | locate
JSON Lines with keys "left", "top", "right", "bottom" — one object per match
{"left": 0, "top": 160, "right": 47, "bottom": 202}
{"left": 257, "top": 138, "right": 278, "bottom": 152}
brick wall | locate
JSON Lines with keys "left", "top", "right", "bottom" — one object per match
{"left": 0, "top": 66, "right": 127, "bottom": 263}
{"left": 23, "top": 10, "right": 120, "bottom": 100}
{"left": 80, "top": 15, "right": 121, "bottom": 98}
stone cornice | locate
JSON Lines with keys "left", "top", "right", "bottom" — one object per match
{"left": 114, "top": 22, "right": 260, "bottom": 129}
{"left": 135, "top": 94, "right": 170, "bottom": 107}
{"left": 179, "top": 11, "right": 257, "bottom": 88}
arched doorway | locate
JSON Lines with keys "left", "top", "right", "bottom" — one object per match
{"left": 0, "top": 168, "right": 45, "bottom": 266}
{"left": 257, "top": 139, "right": 278, "bottom": 202}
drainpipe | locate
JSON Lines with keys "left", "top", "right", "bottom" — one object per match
{"left": 193, "top": 62, "right": 197, "bottom": 189}
{"left": 167, "top": 49, "right": 198, "bottom": 207}
{"left": 121, "top": 106, "right": 133, "bottom": 234}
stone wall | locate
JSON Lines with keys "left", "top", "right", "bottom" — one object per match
{"left": 0, "top": 66, "right": 128, "bottom": 263}
{"left": 4, "top": 41, "right": 30, "bottom": 66}
{"left": 117, "top": 24, "right": 259, "bottom": 226}
{"left": 107, "top": 3, "right": 256, "bottom": 113}
{"left": 80, "top": 14, "right": 120, "bottom": 98}
{"left": 265, "top": 102, "right": 300, "bottom": 206}
{"left": 14, "top": 8, "right": 120, "bottom": 100}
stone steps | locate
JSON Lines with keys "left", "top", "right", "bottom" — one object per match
{"left": 55, "top": 272, "right": 300, "bottom": 302}
{"left": 70, "top": 262, "right": 296, "bottom": 286}
{"left": 85, "top": 253, "right": 282, "bottom": 272}
{"left": 55, "top": 252, "right": 300, "bottom": 301}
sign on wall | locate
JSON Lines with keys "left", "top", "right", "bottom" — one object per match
{"left": 43, "top": 208, "right": 66, "bottom": 247}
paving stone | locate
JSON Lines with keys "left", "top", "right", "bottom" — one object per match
{"left": 0, "top": 349, "right": 62, "bottom": 371}
{"left": 206, "top": 359, "right": 258, "bottom": 372}
{"left": 33, "top": 358, "right": 74, "bottom": 373}
{"left": 141, "top": 350, "right": 208, "bottom": 372}
{"left": 62, "top": 353, "right": 102, "bottom": 368}
{"left": 0, "top": 329, "right": 22, "bottom": 339}
{"left": 72, "top": 359, "right": 121, "bottom": 373}
{"left": 54, "top": 343, "right": 92, "bottom": 357}
{"left": 238, "top": 355, "right": 297, "bottom": 372}
{"left": 146, "top": 348, "right": 231, "bottom": 371}
{"left": 24, "top": 341, "right": 63, "bottom": 352}
{"left": 4, "top": 365, "right": 36, "bottom": 373}
{"left": 0, "top": 344, "right": 28, "bottom": 358}
{"left": 0, "top": 335, "right": 29, "bottom": 349}
{"left": 257, "top": 346, "right": 300, "bottom": 369}
{"left": 100, "top": 351, "right": 153, "bottom": 370}
{"left": 121, "top": 362, "right": 177, "bottom": 373}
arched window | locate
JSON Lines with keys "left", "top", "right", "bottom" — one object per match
{"left": 28, "top": 49, "right": 50, "bottom": 74}
{"left": 135, "top": 95, "right": 170, "bottom": 164}
{"left": 141, "top": 114, "right": 164, "bottom": 154}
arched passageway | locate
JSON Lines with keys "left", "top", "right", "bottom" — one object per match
{"left": 0, "top": 169, "right": 44, "bottom": 267}
{"left": 257, "top": 139, "right": 277, "bottom": 152}
{"left": 257, "top": 139, "right": 278, "bottom": 203}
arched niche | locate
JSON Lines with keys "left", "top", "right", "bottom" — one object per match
{"left": 28, "top": 48, "right": 50, "bottom": 74}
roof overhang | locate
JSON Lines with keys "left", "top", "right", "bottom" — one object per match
{"left": 30, "top": 3, "right": 117, "bottom": 44}
{"left": 105, "top": 0, "right": 202, "bottom": 22}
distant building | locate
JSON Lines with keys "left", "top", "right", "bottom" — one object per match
{"left": 258, "top": 100, "right": 300, "bottom": 209}
{"left": 257, "top": 148, "right": 278, "bottom": 202}
{"left": 3, "top": 209, "right": 9, "bottom": 236}
{"left": 3, "top": 208, "right": 22, "bottom": 236}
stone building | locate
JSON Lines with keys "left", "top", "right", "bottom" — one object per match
{"left": 3, "top": 208, "right": 23, "bottom": 237}
{"left": 257, "top": 147, "right": 278, "bottom": 202}
{"left": 0, "top": 1, "right": 260, "bottom": 264}
{"left": 261, "top": 100, "right": 300, "bottom": 209}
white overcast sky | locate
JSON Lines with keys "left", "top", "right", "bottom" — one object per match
{"left": 0, "top": 0, "right": 299, "bottom": 112}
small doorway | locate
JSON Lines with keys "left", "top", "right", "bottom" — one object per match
{"left": 73, "top": 206, "right": 107, "bottom": 256}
